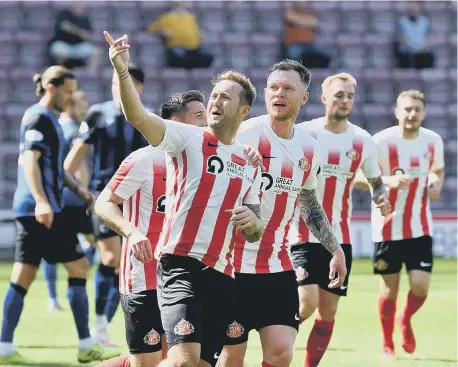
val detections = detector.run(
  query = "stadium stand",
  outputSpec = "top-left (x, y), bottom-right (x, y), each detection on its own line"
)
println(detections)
top-left (0, 0), bottom-right (456, 215)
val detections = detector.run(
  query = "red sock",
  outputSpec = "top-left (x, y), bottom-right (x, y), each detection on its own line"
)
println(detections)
top-left (305, 318), bottom-right (335, 367)
top-left (403, 291), bottom-right (426, 322)
top-left (262, 362), bottom-right (276, 367)
top-left (378, 297), bottom-right (396, 349)
top-left (97, 355), bottom-right (130, 367)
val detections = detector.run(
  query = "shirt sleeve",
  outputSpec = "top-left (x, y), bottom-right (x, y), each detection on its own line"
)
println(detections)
top-left (242, 168), bottom-right (261, 205)
top-left (431, 135), bottom-right (445, 171)
top-left (155, 120), bottom-right (191, 156)
top-left (107, 152), bottom-right (148, 200)
top-left (22, 114), bottom-right (53, 154)
top-left (78, 105), bottom-right (100, 144)
top-left (361, 138), bottom-right (382, 179)
top-left (302, 145), bottom-right (320, 190)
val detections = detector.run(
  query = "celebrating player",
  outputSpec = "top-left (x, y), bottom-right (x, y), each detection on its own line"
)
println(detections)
top-left (42, 89), bottom-right (95, 312)
top-left (219, 60), bottom-right (347, 367)
top-left (95, 90), bottom-right (207, 367)
top-left (289, 73), bottom-right (391, 367)
top-left (355, 90), bottom-right (444, 359)
top-left (65, 62), bottom-right (148, 346)
top-left (0, 66), bottom-right (117, 364)
top-left (104, 31), bottom-right (263, 367)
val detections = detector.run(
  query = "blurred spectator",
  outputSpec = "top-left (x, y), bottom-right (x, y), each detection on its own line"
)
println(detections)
top-left (48, 0), bottom-right (95, 69)
top-left (282, 1), bottom-right (333, 68)
top-left (394, 2), bottom-right (435, 69)
top-left (146, 1), bottom-right (213, 69)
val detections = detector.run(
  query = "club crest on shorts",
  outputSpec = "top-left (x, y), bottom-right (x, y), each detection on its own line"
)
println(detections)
top-left (298, 157), bottom-right (310, 172)
top-left (99, 223), bottom-right (110, 234)
top-left (374, 259), bottom-right (389, 271)
top-left (346, 148), bottom-right (360, 160)
top-left (226, 321), bottom-right (244, 338)
top-left (143, 328), bottom-right (161, 345)
top-left (173, 318), bottom-right (195, 336)
top-left (295, 266), bottom-right (308, 281)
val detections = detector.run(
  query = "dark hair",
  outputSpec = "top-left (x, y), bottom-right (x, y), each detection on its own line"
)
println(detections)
top-left (212, 70), bottom-right (256, 107)
top-left (160, 90), bottom-right (205, 119)
top-left (33, 65), bottom-right (75, 97)
top-left (128, 62), bottom-right (145, 84)
top-left (268, 59), bottom-right (312, 90)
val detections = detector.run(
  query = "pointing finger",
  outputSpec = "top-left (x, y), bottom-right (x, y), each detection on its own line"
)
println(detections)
top-left (103, 31), bottom-right (115, 46)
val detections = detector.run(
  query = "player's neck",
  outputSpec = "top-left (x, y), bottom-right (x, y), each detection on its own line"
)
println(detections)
top-left (268, 116), bottom-right (295, 139)
top-left (39, 95), bottom-right (59, 116)
top-left (60, 112), bottom-right (71, 121)
top-left (324, 116), bottom-right (348, 134)
top-left (206, 125), bottom-right (236, 145)
top-left (400, 126), bottom-right (420, 140)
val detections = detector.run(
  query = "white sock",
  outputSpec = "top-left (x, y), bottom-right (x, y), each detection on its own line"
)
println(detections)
top-left (0, 342), bottom-right (14, 356)
top-left (79, 337), bottom-right (94, 350)
top-left (94, 315), bottom-right (108, 327)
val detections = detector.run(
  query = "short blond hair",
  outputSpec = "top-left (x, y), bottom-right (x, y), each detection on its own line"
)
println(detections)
top-left (212, 70), bottom-right (257, 106)
top-left (396, 90), bottom-right (426, 107)
top-left (321, 72), bottom-right (357, 93)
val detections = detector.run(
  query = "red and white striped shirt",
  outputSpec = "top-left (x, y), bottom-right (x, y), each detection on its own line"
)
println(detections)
top-left (290, 117), bottom-right (381, 245)
top-left (107, 146), bottom-right (166, 295)
top-left (155, 121), bottom-right (261, 276)
top-left (371, 126), bottom-right (444, 242)
top-left (233, 115), bottom-right (320, 274)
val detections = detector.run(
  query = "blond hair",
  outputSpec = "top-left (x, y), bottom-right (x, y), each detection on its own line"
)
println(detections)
top-left (32, 65), bottom-right (74, 97)
top-left (212, 70), bottom-right (257, 107)
top-left (321, 72), bottom-right (357, 93)
top-left (396, 90), bottom-right (426, 107)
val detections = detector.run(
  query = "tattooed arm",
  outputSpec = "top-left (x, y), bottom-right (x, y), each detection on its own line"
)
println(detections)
top-left (367, 176), bottom-right (391, 217)
top-left (297, 188), bottom-right (342, 255)
top-left (298, 188), bottom-right (347, 288)
top-left (228, 204), bottom-right (264, 243)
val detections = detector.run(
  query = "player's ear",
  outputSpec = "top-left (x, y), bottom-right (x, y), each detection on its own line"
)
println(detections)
top-left (46, 83), bottom-right (56, 96)
top-left (394, 105), bottom-right (400, 120)
top-left (320, 94), bottom-right (326, 105)
top-left (170, 116), bottom-right (180, 122)
top-left (301, 91), bottom-right (309, 106)
top-left (240, 105), bottom-right (251, 119)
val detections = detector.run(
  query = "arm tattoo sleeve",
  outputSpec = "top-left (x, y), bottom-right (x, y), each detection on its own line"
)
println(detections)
top-left (298, 188), bottom-right (342, 254)
top-left (242, 204), bottom-right (263, 243)
top-left (367, 176), bottom-right (387, 203)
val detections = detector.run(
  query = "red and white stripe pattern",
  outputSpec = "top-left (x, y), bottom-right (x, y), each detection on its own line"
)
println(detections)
top-left (107, 146), bottom-right (167, 295)
top-left (372, 126), bottom-right (444, 242)
top-left (155, 121), bottom-right (260, 276)
top-left (234, 116), bottom-right (320, 273)
top-left (290, 118), bottom-right (381, 245)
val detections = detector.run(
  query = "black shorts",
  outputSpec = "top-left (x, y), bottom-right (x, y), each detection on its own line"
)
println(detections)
top-left (290, 242), bottom-right (353, 297)
top-left (15, 214), bottom-right (85, 267)
top-left (373, 235), bottom-right (433, 274)
top-left (224, 271), bottom-right (299, 346)
top-left (91, 210), bottom-right (119, 241)
top-left (121, 289), bottom-right (164, 354)
top-left (64, 206), bottom-right (93, 235)
top-left (157, 254), bottom-right (235, 367)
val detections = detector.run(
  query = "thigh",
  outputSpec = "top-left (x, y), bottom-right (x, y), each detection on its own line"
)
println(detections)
top-left (255, 272), bottom-right (300, 332)
top-left (373, 240), bottom-right (403, 275)
top-left (200, 267), bottom-right (236, 367)
top-left (404, 236), bottom-right (433, 273)
top-left (43, 212), bottom-right (84, 265)
top-left (157, 255), bottom-right (203, 349)
top-left (92, 210), bottom-right (120, 241)
top-left (15, 216), bottom-right (48, 267)
top-left (121, 290), bottom-right (164, 355)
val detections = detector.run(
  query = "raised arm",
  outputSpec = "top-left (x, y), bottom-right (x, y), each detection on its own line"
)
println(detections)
top-left (103, 31), bottom-right (166, 147)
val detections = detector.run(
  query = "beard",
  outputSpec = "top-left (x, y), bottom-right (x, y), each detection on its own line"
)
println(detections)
top-left (331, 111), bottom-right (350, 122)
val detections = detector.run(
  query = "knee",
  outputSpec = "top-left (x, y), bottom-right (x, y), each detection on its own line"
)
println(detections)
top-left (265, 344), bottom-right (294, 367)
top-left (67, 258), bottom-right (90, 279)
top-left (101, 251), bottom-right (119, 268)
top-left (318, 304), bottom-right (338, 322)
top-left (167, 360), bottom-right (198, 367)
top-left (299, 299), bottom-right (316, 320)
top-left (410, 284), bottom-right (429, 298)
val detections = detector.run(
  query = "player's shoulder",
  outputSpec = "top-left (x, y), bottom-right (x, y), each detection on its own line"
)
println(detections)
top-left (238, 115), bottom-right (268, 136)
top-left (23, 104), bottom-right (53, 127)
top-left (296, 117), bottom-right (325, 134)
top-left (128, 145), bottom-right (163, 164)
top-left (419, 127), bottom-right (443, 142)
top-left (372, 126), bottom-right (399, 143)
top-left (347, 122), bottom-right (374, 143)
